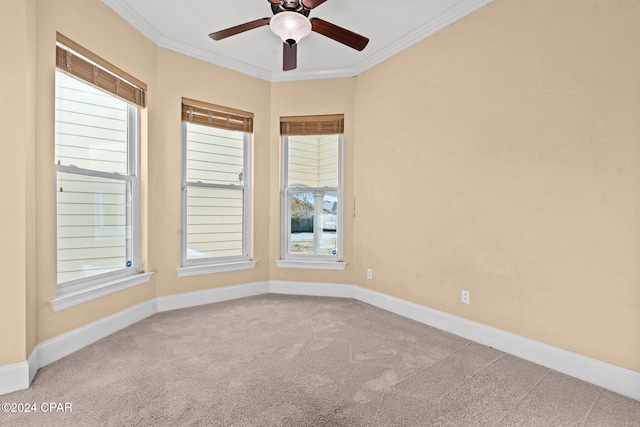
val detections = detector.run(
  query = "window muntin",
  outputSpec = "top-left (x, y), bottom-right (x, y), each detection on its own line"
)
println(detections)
top-left (182, 122), bottom-right (251, 264)
top-left (55, 70), bottom-right (140, 285)
top-left (282, 133), bottom-right (343, 260)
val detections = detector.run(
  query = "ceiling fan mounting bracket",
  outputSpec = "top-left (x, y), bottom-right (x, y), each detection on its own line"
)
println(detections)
top-left (271, 0), bottom-right (310, 17)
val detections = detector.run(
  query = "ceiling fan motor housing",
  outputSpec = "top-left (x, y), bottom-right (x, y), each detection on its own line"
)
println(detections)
top-left (271, 0), bottom-right (311, 17)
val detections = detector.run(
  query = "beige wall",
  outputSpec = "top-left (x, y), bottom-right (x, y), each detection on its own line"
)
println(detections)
top-left (25, 0), bottom-right (38, 364)
top-left (353, 0), bottom-right (640, 371)
top-left (29, 0), bottom-right (273, 343)
top-left (269, 79), bottom-right (355, 284)
top-left (34, 0), bottom-right (158, 343)
top-left (152, 49), bottom-right (271, 296)
top-left (0, 0), bottom-right (36, 365)
top-left (2, 0), bottom-right (638, 375)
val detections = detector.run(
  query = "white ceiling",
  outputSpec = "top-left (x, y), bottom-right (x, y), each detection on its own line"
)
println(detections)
top-left (103, 0), bottom-right (492, 82)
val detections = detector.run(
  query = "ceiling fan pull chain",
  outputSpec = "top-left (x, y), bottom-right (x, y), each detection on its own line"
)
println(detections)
top-left (226, 114), bottom-right (231, 129)
top-left (92, 65), bottom-right (98, 85)
top-left (115, 78), bottom-right (120, 97)
top-left (188, 106), bottom-right (193, 122)
top-left (208, 111), bottom-right (213, 126)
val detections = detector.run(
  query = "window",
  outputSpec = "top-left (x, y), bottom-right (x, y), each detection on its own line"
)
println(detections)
top-left (178, 98), bottom-right (255, 276)
top-left (54, 34), bottom-right (149, 306)
top-left (279, 115), bottom-right (344, 268)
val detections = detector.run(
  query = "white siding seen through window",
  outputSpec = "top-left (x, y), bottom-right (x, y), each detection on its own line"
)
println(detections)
top-left (182, 123), bottom-right (250, 263)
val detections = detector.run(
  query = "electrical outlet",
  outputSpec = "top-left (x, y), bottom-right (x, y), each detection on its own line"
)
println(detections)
top-left (461, 290), bottom-right (470, 304)
top-left (367, 269), bottom-right (373, 279)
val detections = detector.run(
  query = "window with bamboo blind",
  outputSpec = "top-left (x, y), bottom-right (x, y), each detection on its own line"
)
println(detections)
top-left (54, 33), bottom-right (145, 291)
top-left (179, 98), bottom-right (254, 273)
top-left (279, 115), bottom-right (344, 265)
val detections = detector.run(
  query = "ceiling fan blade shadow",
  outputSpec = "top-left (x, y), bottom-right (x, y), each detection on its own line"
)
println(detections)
top-left (283, 42), bottom-right (297, 71)
top-left (209, 18), bottom-right (270, 40)
top-left (301, 0), bottom-right (328, 8)
top-left (310, 18), bottom-right (369, 51)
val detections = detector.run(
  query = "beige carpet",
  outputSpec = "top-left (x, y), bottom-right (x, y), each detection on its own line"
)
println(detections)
top-left (2, 294), bottom-right (639, 426)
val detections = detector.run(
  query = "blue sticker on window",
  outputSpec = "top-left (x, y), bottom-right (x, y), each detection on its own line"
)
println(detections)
top-left (331, 250), bottom-right (337, 256)
top-left (126, 260), bottom-right (132, 267)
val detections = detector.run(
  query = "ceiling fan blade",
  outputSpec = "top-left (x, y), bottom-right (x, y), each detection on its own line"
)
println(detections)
top-left (283, 42), bottom-right (297, 71)
top-left (310, 18), bottom-right (369, 51)
top-left (301, 0), bottom-right (328, 8)
top-left (268, 0), bottom-right (280, 3)
top-left (209, 18), bottom-right (270, 41)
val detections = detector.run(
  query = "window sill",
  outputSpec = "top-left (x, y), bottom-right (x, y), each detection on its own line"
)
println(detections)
top-left (176, 260), bottom-right (257, 277)
top-left (51, 272), bottom-right (154, 312)
top-left (275, 259), bottom-right (347, 271)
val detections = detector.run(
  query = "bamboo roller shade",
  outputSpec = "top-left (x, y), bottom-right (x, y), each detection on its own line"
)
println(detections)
top-left (280, 114), bottom-right (344, 135)
top-left (55, 33), bottom-right (146, 108)
top-left (181, 98), bottom-right (254, 133)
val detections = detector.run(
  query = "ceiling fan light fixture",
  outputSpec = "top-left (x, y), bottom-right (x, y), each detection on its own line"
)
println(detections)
top-left (269, 11), bottom-right (311, 45)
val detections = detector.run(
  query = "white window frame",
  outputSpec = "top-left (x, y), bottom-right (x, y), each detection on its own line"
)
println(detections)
top-left (177, 122), bottom-right (255, 277)
top-left (279, 134), bottom-right (345, 269)
top-left (52, 70), bottom-right (151, 311)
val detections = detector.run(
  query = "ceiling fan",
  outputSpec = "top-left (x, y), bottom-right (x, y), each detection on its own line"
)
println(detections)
top-left (209, 0), bottom-right (369, 71)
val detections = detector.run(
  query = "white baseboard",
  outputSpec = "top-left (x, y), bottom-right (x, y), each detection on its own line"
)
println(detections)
top-left (269, 280), bottom-right (353, 298)
top-left (3, 281), bottom-right (638, 402)
top-left (0, 360), bottom-right (30, 395)
top-left (156, 281), bottom-right (269, 312)
top-left (37, 299), bottom-right (158, 369)
top-left (28, 347), bottom-right (38, 384)
top-left (352, 285), bottom-right (640, 402)
top-left (1, 299), bottom-right (157, 396)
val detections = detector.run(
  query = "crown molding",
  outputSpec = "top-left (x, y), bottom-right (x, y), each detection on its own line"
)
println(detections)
top-left (269, 65), bottom-right (359, 83)
top-left (351, 0), bottom-right (493, 76)
top-left (102, 0), bottom-right (163, 44)
top-left (103, 0), bottom-right (493, 82)
top-left (157, 37), bottom-right (273, 81)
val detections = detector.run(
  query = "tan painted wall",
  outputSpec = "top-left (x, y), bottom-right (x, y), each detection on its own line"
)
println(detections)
top-left (0, 0), bottom-right (36, 365)
top-left (34, 0), bottom-right (158, 342)
top-left (2, 0), bottom-right (637, 377)
top-left (353, 0), bottom-right (640, 371)
top-left (152, 49), bottom-right (271, 296)
top-left (28, 0), bottom-right (273, 343)
top-left (269, 79), bottom-right (355, 284)
top-left (24, 0), bottom-right (38, 364)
